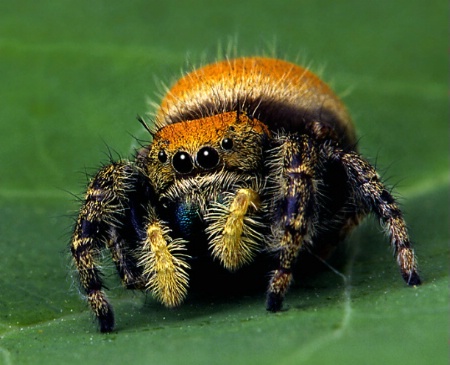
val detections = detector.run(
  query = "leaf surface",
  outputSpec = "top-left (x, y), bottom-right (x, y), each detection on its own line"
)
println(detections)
top-left (0, 1), bottom-right (447, 364)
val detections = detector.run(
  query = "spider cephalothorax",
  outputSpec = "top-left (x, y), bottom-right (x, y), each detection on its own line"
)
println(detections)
top-left (71, 57), bottom-right (421, 332)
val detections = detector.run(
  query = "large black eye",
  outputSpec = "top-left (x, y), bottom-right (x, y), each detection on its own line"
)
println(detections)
top-left (196, 146), bottom-right (219, 170)
top-left (172, 151), bottom-right (193, 174)
top-left (158, 150), bottom-right (167, 163)
top-left (221, 137), bottom-right (233, 150)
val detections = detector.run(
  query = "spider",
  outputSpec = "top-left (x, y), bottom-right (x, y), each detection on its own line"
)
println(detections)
top-left (70, 57), bottom-right (421, 332)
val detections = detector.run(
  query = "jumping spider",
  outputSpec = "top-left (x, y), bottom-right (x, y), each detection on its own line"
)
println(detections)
top-left (71, 57), bottom-right (421, 332)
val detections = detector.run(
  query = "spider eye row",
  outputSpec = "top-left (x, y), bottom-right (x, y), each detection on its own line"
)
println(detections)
top-left (158, 137), bottom-right (233, 174)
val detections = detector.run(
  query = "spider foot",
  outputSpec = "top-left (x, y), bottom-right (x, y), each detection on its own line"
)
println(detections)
top-left (88, 290), bottom-right (115, 333)
top-left (266, 292), bottom-right (284, 312)
top-left (266, 268), bottom-right (292, 312)
top-left (403, 270), bottom-right (422, 286)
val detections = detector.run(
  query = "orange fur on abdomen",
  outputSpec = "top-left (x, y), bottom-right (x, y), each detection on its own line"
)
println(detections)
top-left (157, 57), bottom-right (356, 148)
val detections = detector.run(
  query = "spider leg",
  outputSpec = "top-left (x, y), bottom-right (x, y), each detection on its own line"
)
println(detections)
top-left (266, 134), bottom-right (319, 312)
top-left (71, 162), bottom-right (139, 332)
top-left (326, 147), bottom-right (421, 285)
top-left (105, 226), bottom-right (145, 290)
top-left (138, 209), bottom-right (190, 308)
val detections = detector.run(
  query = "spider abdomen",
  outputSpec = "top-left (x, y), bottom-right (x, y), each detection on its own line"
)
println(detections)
top-left (157, 57), bottom-right (356, 149)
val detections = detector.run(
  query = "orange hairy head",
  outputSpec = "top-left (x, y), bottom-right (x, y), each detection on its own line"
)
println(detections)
top-left (142, 111), bottom-right (270, 193)
top-left (155, 111), bottom-right (269, 152)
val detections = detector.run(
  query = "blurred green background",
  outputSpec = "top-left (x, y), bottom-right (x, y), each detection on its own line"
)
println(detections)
top-left (0, 1), bottom-right (447, 364)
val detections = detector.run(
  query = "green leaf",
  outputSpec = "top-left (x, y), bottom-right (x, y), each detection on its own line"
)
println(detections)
top-left (0, 1), bottom-right (447, 364)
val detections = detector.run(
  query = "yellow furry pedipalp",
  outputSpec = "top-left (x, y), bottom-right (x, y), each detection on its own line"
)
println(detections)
top-left (141, 224), bottom-right (190, 307)
top-left (208, 188), bottom-right (262, 271)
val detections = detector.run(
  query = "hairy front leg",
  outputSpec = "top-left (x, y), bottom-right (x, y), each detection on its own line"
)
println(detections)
top-left (71, 162), bottom-right (136, 332)
top-left (328, 148), bottom-right (421, 285)
top-left (105, 226), bottom-right (146, 290)
top-left (267, 134), bottom-right (318, 312)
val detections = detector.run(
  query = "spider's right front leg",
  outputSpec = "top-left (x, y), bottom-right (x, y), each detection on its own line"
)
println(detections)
top-left (71, 162), bottom-right (137, 333)
top-left (266, 134), bottom-right (319, 312)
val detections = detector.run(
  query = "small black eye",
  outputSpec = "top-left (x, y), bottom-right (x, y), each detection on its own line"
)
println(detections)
top-left (158, 150), bottom-right (168, 163)
top-left (221, 138), bottom-right (233, 150)
top-left (172, 151), bottom-right (193, 174)
top-left (196, 146), bottom-right (219, 170)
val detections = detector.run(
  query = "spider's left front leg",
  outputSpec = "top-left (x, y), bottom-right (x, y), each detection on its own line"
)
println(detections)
top-left (266, 134), bottom-right (319, 312)
top-left (327, 148), bottom-right (421, 286)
